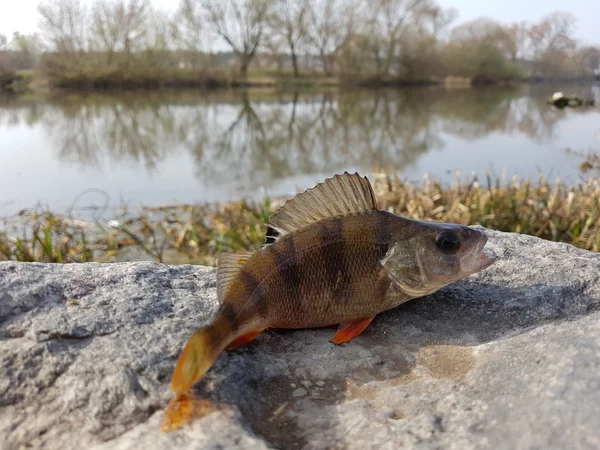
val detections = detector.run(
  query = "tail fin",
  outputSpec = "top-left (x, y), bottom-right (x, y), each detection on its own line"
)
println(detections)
top-left (170, 326), bottom-right (221, 394)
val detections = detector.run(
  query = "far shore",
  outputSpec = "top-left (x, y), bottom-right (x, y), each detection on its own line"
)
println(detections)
top-left (2, 69), bottom-right (599, 94)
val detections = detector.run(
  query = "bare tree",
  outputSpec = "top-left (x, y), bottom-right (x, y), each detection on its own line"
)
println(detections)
top-left (444, 18), bottom-right (525, 80)
top-left (176, 0), bottom-right (211, 70)
top-left (143, 8), bottom-right (179, 67)
top-left (0, 34), bottom-right (7, 51)
top-left (201, 0), bottom-right (273, 77)
top-left (262, 31), bottom-right (287, 71)
top-left (397, 4), bottom-right (456, 80)
top-left (90, 0), bottom-right (150, 66)
top-left (367, 0), bottom-right (425, 75)
top-left (37, 0), bottom-right (88, 53)
top-left (306, 0), bottom-right (358, 76)
top-left (269, 0), bottom-right (307, 76)
top-left (10, 32), bottom-right (44, 69)
top-left (575, 46), bottom-right (600, 77)
top-left (177, 0), bottom-right (204, 50)
top-left (529, 11), bottom-right (577, 77)
top-left (503, 21), bottom-right (530, 62)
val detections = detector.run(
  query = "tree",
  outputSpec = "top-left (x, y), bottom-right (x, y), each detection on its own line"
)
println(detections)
top-left (177, 0), bottom-right (204, 50)
top-left (306, 0), bottom-right (358, 76)
top-left (366, 0), bottom-right (426, 76)
top-left (269, 0), bottom-right (307, 76)
top-left (529, 11), bottom-right (577, 77)
top-left (0, 34), bottom-right (7, 51)
top-left (396, 4), bottom-right (457, 80)
top-left (10, 32), bottom-right (44, 69)
top-left (261, 30), bottom-right (287, 71)
top-left (201, 0), bottom-right (273, 77)
top-left (176, 0), bottom-right (209, 69)
top-left (143, 8), bottom-right (179, 67)
top-left (444, 19), bottom-right (524, 81)
top-left (90, 0), bottom-right (150, 66)
top-left (504, 21), bottom-right (530, 62)
top-left (575, 46), bottom-right (600, 77)
top-left (37, 0), bottom-right (88, 53)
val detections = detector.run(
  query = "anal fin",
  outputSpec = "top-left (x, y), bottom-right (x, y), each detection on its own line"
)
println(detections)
top-left (226, 328), bottom-right (265, 350)
top-left (331, 316), bottom-right (375, 345)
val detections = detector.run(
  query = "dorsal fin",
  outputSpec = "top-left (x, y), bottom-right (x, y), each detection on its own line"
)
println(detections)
top-left (265, 172), bottom-right (377, 244)
top-left (216, 251), bottom-right (254, 300)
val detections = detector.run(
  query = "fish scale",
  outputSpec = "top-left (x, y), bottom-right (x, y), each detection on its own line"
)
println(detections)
top-left (255, 212), bottom-right (402, 327)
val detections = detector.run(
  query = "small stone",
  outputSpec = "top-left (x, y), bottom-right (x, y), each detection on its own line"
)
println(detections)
top-left (292, 388), bottom-right (308, 398)
top-left (315, 381), bottom-right (326, 387)
top-left (301, 380), bottom-right (312, 388)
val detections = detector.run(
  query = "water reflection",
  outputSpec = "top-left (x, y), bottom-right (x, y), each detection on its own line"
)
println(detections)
top-left (0, 84), bottom-right (598, 192)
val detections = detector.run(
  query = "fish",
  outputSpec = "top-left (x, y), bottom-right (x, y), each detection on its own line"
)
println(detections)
top-left (162, 172), bottom-right (496, 430)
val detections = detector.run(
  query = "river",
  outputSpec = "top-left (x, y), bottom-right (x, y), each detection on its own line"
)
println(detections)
top-left (1, 83), bottom-right (599, 218)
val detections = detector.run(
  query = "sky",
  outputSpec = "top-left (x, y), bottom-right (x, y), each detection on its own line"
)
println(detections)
top-left (1, 0), bottom-right (599, 45)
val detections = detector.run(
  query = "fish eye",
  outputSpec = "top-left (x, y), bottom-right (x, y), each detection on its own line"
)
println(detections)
top-left (435, 230), bottom-right (461, 254)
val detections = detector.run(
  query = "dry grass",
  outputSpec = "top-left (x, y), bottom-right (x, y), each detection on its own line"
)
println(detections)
top-left (1, 175), bottom-right (599, 265)
top-left (373, 174), bottom-right (600, 252)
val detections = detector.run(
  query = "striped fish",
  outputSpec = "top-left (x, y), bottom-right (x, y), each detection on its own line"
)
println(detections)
top-left (162, 172), bottom-right (495, 430)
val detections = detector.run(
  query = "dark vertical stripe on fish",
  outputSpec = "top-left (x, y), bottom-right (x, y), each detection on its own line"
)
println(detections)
top-left (374, 211), bottom-right (391, 260)
top-left (320, 218), bottom-right (347, 302)
top-left (220, 303), bottom-right (240, 332)
top-left (240, 269), bottom-right (267, 318)
top-left (271, 237), bottom-right (303, 315)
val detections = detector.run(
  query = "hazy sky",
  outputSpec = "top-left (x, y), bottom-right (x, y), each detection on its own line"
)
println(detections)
top-left (1, 0), bottom-right (599, 45)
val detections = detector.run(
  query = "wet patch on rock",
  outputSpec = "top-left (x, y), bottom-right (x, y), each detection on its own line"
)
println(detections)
top-left (417, 345), bottom-right (476, 379)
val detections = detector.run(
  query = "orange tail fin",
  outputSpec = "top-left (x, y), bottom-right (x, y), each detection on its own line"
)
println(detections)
top-left (170, 327), bottom-right (221, 395)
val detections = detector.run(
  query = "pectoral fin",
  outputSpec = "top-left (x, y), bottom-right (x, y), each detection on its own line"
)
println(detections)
top-left (331, 316), bottom-right (375, 345)
top-left (226, 328), bottom-right (265, 350)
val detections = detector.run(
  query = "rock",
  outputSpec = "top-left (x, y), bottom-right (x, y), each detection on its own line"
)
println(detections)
top-left (1, 228), bottom-right (600, 450)
top-left (292, 388), bottom-right (308, 398)
top-left (547, 92), bottom-right (595, 108)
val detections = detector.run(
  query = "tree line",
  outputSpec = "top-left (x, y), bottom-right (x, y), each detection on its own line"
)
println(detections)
top-left (1, 0), bottom-right (599, 85)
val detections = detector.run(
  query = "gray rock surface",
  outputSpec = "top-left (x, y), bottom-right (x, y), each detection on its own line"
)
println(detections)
top-left (1, 228), bottom-right (600, 450)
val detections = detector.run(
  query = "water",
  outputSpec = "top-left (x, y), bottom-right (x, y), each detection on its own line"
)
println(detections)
top-left (1, 84), bottom-right (599, 218)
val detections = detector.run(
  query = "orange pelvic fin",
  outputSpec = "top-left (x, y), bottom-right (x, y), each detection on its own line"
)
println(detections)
top-left (331, 316), bottom-right (375, 345)
top-left (226, 328), bottom-right (265, 350)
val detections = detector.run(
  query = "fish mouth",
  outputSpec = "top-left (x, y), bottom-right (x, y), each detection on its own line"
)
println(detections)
top-left (460, 234), bottom-right (497, 274)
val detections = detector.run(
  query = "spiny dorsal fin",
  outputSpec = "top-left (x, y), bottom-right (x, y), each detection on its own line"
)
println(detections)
top-left (216, 251), bottom-right (254, 300)
top-left (265, 172), bottom-right (377, 244)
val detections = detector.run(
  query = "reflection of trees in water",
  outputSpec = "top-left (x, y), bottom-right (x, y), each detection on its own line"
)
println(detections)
top-left (435, 87), bottom-right (562, 142)
top-left (437, 84), bottom-right (600, 143)
top-left (191, 89), bottom-right (456, 189)
top-left (39, 93), bottom-right (184, 171)
top-left (334, 90), bottom-right (445, 170)
top-left (0, 96), bottom-right (46, 127)
top-left (0, 86), bottom-right (596, 188)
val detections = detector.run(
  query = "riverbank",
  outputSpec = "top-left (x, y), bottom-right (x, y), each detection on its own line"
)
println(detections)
top-left (1, 69), bottom-right (341, 93)
top-left (1, 174), bottom-right (598, 265)
top-left (2, 68), bottom-right (599, 93)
